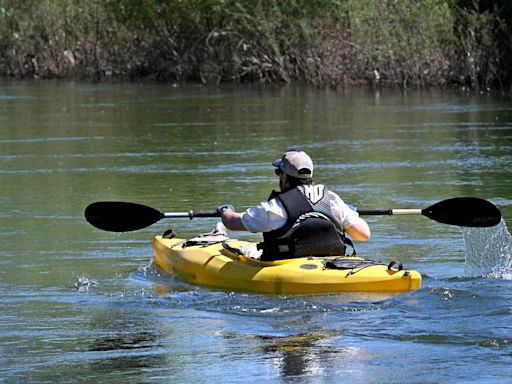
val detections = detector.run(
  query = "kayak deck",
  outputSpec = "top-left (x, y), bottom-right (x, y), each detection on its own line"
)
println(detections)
top-left (152, 235), bottom-right (422, 294)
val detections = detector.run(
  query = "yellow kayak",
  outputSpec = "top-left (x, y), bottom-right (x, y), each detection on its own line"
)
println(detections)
top-left (152, 235), bottom-right (422, 294)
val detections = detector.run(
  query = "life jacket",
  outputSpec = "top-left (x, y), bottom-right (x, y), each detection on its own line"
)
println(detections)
top-left (258, 185), bottom-right (350, 261)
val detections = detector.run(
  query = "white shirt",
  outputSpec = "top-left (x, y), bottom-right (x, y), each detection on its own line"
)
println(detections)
top-left (240, 190), bottom-right (360, 233)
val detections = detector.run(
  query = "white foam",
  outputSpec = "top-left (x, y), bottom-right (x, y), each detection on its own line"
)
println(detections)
top-left (462, 220), bottom-right (512, 279)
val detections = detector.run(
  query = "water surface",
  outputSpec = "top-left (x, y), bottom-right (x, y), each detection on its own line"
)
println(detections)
top-left (1, 80), bottom-right (511, 383)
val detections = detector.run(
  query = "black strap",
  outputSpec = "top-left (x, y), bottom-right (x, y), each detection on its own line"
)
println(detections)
top-left (342, 235), bottom-right (357, 256)
top-left (222, 241), bottom-right (244, 256)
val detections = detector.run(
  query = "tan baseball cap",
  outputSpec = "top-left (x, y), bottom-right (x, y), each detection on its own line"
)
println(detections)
top-left (272, 150), bottom-right (314, 179)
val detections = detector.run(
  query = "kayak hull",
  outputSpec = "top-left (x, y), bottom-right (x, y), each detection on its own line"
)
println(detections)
top-left (152, 236), bottom-right (422, 294)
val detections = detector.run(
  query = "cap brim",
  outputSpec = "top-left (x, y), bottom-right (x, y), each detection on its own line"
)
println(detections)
top-left (272, 159), bottom-right (281, 168)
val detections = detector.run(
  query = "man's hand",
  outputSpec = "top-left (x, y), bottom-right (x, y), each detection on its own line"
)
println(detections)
top-left (217, 204), bottom-right (235, 216)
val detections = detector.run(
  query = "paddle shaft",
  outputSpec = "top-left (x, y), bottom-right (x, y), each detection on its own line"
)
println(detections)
top-left (170, 209), bottom-right (433, 219)
top-left (164, 211), bottom-right (218, 219)
top-left (164, 209), bottom-right (426, 218)
top-left (359, 209), bottom-right (423, 216)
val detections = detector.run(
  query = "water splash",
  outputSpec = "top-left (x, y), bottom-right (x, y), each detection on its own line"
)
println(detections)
top-left (462, 220), bottom-right (512, 279)
top-left (74, 275), bottom-right (98, 292)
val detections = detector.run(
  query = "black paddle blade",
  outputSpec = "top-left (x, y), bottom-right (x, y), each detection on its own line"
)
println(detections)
top-left (422, 197), bottom-right (501, 227)
top-left (85, 201), bottom-right (164, 232)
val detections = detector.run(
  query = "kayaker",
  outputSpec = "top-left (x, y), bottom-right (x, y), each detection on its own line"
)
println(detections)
top-left (217, 150), bottom-right (371, 261)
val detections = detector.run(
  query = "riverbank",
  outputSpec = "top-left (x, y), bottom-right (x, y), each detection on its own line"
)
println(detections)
top-left (0, 1), bottom-right (510, 91)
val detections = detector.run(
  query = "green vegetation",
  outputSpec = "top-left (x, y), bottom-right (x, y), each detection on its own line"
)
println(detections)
top-left (0, 0), bottom-right (510, 90)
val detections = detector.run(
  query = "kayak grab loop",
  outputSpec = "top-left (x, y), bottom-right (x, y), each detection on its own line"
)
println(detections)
top-left (162, 229), bottom-right (177, 239)
top-left (387, 261), bottom-right (403, 271)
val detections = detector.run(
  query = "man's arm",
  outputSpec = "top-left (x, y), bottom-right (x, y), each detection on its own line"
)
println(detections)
top-left (345, 217), bottom-right (371, 241)
top-left (220, 210), bottom-right (246, 231)
top-left (218, 199), bottom-right (288, 233)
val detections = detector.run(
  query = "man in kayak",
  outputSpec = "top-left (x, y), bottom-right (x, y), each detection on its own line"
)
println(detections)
top-left (217, 150), bottom-right (371, 261)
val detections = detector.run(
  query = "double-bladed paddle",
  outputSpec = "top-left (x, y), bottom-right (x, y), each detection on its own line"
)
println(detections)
top-left (85, 197), bottom-right (501, 232)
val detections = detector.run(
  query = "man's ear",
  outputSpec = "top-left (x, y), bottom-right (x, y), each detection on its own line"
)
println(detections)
top-left (281, 172), bottom-right (289, 187)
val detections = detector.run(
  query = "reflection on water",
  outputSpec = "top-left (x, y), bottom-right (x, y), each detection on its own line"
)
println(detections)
top-left (463, 220), bottom-right (512, 279)
top-left (259, 333), bottom-right (336, 378)
top-left (83, 311), bottom-right (169, 381)
top-left (89, 331), bottom-right (160, 352)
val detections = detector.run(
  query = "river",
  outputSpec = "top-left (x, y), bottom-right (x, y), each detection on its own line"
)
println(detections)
top-left (1, 79), bottom-right (511, 383)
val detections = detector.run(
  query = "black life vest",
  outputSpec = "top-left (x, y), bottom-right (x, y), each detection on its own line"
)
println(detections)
top-left (258, 185), bottom-right (350, 261)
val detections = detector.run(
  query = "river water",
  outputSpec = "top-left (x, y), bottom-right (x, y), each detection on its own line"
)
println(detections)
top-left (1, 79), bottom-right (511, 383)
